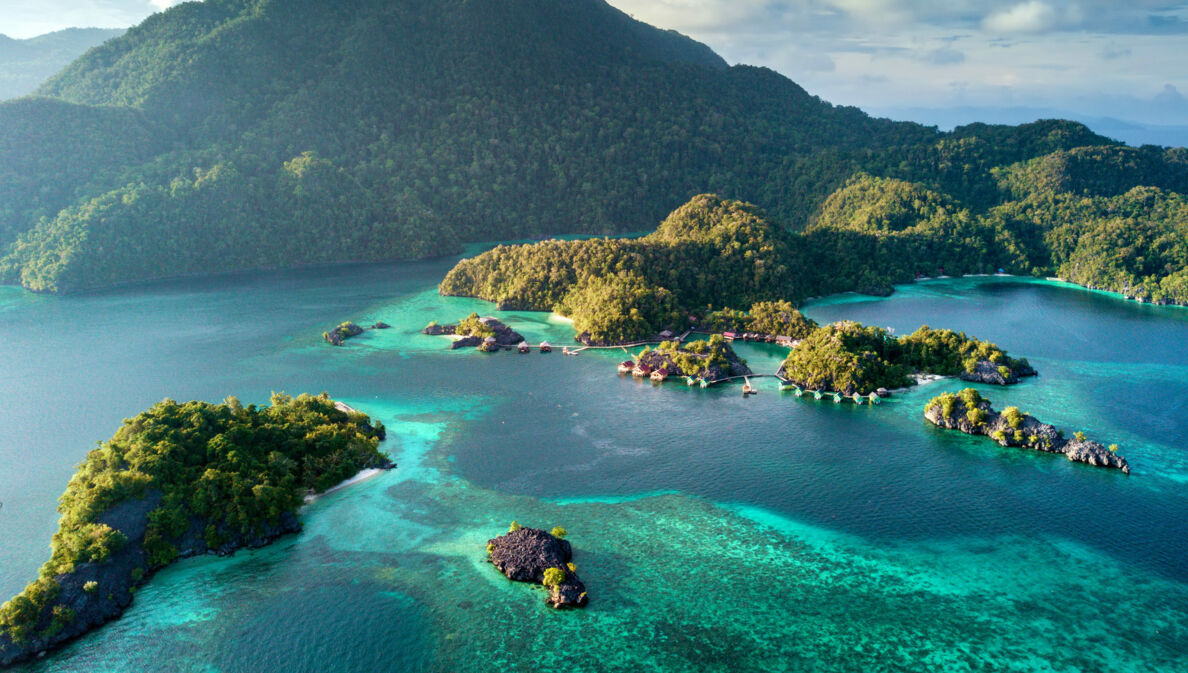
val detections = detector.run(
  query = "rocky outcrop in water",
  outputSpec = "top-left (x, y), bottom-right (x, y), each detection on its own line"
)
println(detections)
top-left (480, 318), bottom-right (524, 346)
top-left (0, 491), bottom-right (310, 667)
top-left (424, 315), bottom-right (524, 350)
top-left (450, 335), bottom-right (483, 349)
top-left (924, 389), bottom-right (1129, 473)
top-left (959, 359), bottom-right (1038, 385)
top-left (487, 527), bottom-right (587, 609)
top-left (323, 321), bottom-right (366, 346)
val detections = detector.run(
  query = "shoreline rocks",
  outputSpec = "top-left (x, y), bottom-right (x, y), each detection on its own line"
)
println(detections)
top-left (0, 466), bottom-right (395, 668)
top-left (487, 527), bottom-right (588, 609)
top-left (958, 358), bottom-right (1038, 386)
top-left (924, 389), bottom-right (1129, 473)
top-left (322, 320), bottom-right (381, 346)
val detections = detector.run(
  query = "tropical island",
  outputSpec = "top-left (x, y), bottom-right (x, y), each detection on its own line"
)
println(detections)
top-left (632, 335), bottom-right (752, 383)
top-left (780, 323), bottom-right (1036, 396)
top-left (439, 191), bottom-right (1185, 352)
top-left (925, 389), bottom-right (1129, 473)
top-left (422, 313), bottom-right (526, 351)
top-left (486, 522), bottom-right (587, 609)
top-left (0, 393), bottom-right (392, 667)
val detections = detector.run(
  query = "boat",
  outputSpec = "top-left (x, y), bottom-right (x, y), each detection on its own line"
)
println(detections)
top-left (539, 341), bottom-right (552, 353)
top-left (617, 360), bottom-right (635, 374)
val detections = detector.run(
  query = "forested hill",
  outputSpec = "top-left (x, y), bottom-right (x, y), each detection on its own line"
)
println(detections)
top-left (0, 0), bottom-right (1180, 294)
top-left (0, 29), bottom-right (124, 101)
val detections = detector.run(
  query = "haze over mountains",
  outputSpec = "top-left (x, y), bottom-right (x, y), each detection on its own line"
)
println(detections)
top-left (0, 0), bottom-right (1184, 302)
top-left (0, 28), bottom-right (124, 101)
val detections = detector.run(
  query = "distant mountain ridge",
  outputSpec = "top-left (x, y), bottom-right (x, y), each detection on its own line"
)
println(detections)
top-left (0, 28), bottom-right (124, 101)
top-left (0, 0), bottom-right (1183, 299)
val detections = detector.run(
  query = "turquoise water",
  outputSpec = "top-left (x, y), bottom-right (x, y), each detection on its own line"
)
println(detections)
top-left (1, 267), bottom-right (1186, 671)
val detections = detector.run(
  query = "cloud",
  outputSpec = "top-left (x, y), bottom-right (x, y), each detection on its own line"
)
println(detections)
top-left (1154, 83), bottom-right (1186, 106)
top-left (924, 47), bottom-right (965, 64)
top-left (1100, 45), bottom-right (1132, 60)
top-left (148, 0), bottom-right (181, 10)
top-left (983, 2), bottom-right (1059, 33)
top-left (802, 53), bottom-right (837, 72)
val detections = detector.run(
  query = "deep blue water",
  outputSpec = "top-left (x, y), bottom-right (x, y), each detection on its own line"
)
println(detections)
top-left (1, 267), bottom-right (1185, 672)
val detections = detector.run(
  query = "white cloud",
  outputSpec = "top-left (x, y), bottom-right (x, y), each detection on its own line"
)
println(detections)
top-left (983, 2), bottom-right (1059, 33)
top-left (148, 0), bottom-right (182, 10)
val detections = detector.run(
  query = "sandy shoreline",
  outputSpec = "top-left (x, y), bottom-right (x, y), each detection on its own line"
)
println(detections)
top-left (303, 467), bottom-right (387, 504)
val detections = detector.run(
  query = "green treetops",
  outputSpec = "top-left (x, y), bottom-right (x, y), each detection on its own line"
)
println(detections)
top-left (0, 393), bottom-right (387, 647)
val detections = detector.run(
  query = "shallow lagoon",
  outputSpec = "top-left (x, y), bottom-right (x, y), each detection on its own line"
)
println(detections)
top-left (1, 263), bottom-right (1185, 671)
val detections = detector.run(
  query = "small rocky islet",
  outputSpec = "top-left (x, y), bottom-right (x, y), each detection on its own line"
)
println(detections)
top-left (925, 388), bottom-right (1129, 473)
top-left (322, 320), bottom-right (390, 346)
top-left (486, 525), bottom-right (588, 609)
top-left (630, 336), bottom-right (752, 382)
top-left (423, 313), bottom-right (526, 351)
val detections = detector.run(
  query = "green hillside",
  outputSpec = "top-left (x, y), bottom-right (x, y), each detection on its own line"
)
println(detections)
top-left (0, 0), bottom-right (1183, 297)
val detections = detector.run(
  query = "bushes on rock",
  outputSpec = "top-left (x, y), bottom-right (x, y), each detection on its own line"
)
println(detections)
top-left (542, 568), bottom-right (566, 587)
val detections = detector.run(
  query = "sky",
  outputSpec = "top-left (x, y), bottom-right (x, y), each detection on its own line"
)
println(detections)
top-left (2, 0), bottom-right (1186, 132)
top-left (604, 0), bottom-right (1188, 128)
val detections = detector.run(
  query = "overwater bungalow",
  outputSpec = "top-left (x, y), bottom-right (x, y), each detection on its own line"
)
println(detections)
top-left (742, 382), bottom-right (755, 395)
top-left (517, 342), bottom-right (530, 353)
top-left (539, 341), bottom-right (552, 353)
top-left (650, 368), bottom-right (669, 382)
top-left (722, 331), bottom-right (738, 342)
top-left (617, 360), bottom-right (635, 374)
top-left (868, 392), bottom-right (881, 405)
top-left (632, 362), bottom-right (653, 377)
top-left (686, 376), bottom-right (698, 386)
top-left (480, 336), bottom-right (499, 352)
